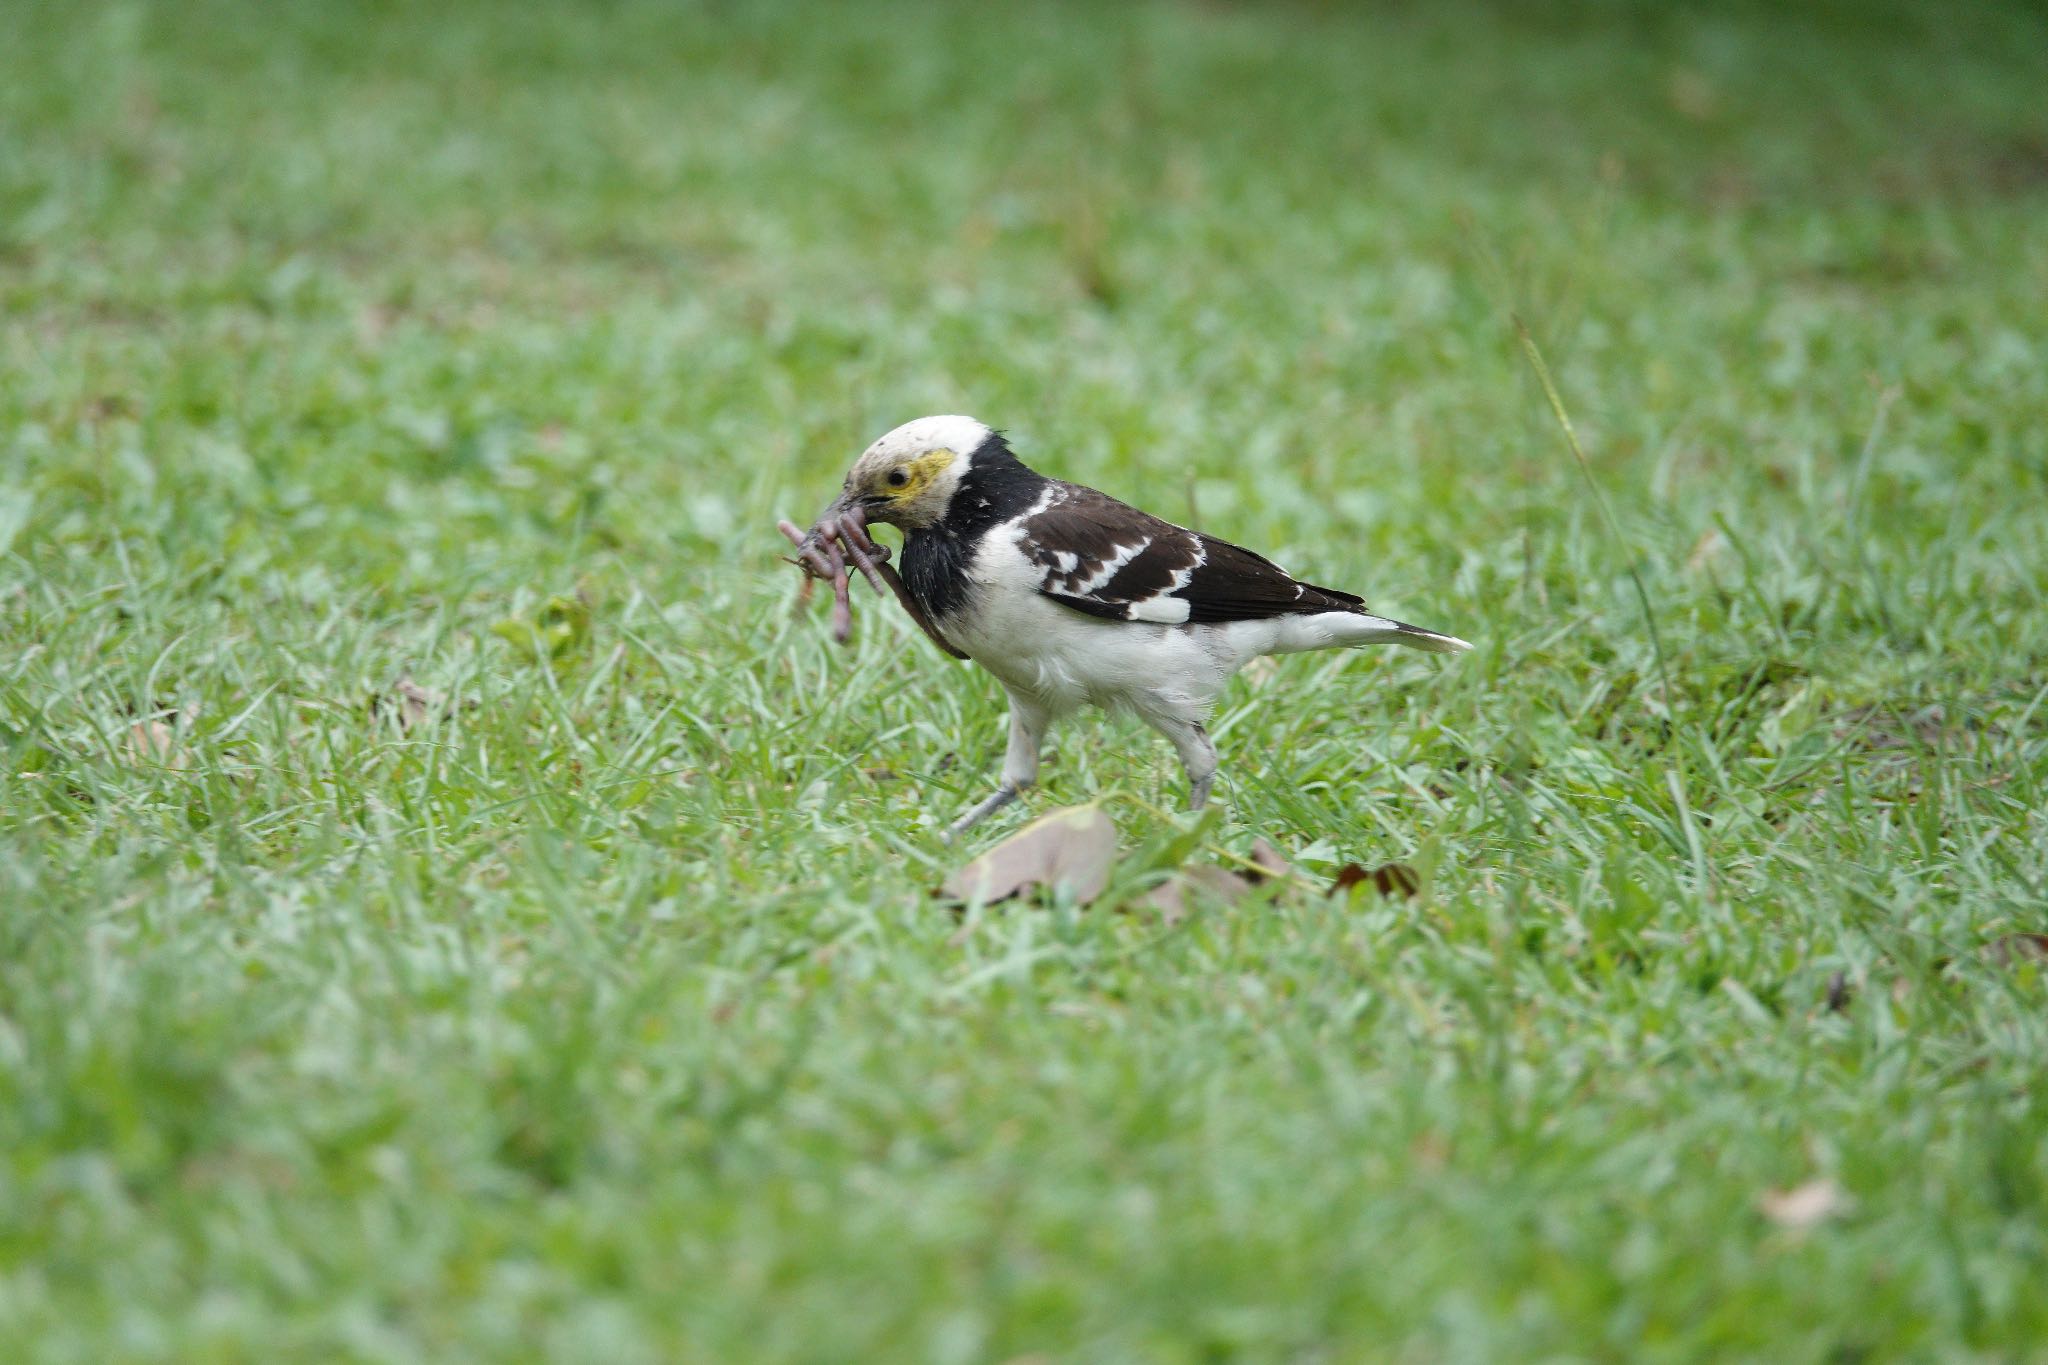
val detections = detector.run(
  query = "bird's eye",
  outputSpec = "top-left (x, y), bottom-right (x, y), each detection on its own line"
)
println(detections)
top-left (886, 468), bottom-right (910, 489)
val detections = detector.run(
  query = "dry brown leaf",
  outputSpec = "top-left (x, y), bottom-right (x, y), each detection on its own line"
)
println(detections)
top-left (1824, 972), bottom-right (1852, 1013)
top-left (1331, 862), bottom-right (1420, 899)
top-left (1137, 866), bottom-right (1253, 926)
top-left (394, 677), bottom-right (438, 729)
top-left (1245, 838), bottom-right (1293, 885)
top-left (1833, 703), bottom-right (1956, 755)
top-left (368, 677), bottom-right (447, 730)
top-left (1758, 1177), bottom-right (1850, 1232)
top-left (941, 804), bottom-right (1116, 907)
top-left (126, 720), bottom-right (189, 771)
top-left (1984, 933), bottom-right (2048, 967)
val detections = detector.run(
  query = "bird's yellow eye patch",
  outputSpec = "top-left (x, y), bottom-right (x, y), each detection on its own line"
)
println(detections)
top-left (880, 448), bottom-right (955, 499)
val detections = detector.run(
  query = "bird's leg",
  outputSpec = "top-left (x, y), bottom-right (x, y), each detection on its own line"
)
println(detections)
top-left (1146, 714), bottom-right (1219, 811)
top-left (947, 785), bottom-right (1019, 843)
top-left (946, 696), bottom-right (1050, 842)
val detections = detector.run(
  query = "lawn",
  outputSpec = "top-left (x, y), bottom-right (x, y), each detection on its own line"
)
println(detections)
top-left (4, 0), bottom-right (2048, 1359)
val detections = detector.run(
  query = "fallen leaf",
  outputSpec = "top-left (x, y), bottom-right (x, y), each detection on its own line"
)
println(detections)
top-left (126, 720), bottom-right (189, 771)
top-left (1245, 838), bottom-right (1293, 885)
top-left (942, 804), bottom-right (1116, 906)
top-left (1373, 863), bottom-right (1421, 897)
top-left (1832, 702), bottom-right (1958, 755)
top-left (367, 676), bottom-right (444, 730)
top-left (1331, 862), bottom-right (1420, 898)
top-left (395, 677), bottom-right (436, 726)
top-left (1137, 866), bottom-right (1253, 925)
top-left (1759, 1177), bottom-right (1850, 1232)
top-left (1985, 933), bottom-right (2048, 967)
top-left (1824, 972), bottom-right (1852, 1013)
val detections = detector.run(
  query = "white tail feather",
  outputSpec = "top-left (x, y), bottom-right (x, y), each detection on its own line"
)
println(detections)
top-left (1329, 614), bottom-right (1471, 653)
top-left (1257, 612), bottom-right (1472, 656)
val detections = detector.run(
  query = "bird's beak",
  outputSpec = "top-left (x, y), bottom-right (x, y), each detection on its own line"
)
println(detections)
top-left (817, 489), bottom-right (866, 534)
top-left (795, 489), bottom-right (860, 556)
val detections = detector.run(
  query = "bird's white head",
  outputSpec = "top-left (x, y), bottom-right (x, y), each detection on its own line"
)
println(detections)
top-left (828, 414), bottom-right (993, 532)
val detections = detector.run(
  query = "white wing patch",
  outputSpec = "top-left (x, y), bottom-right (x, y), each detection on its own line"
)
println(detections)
top-left (1070, 539), bottom-right (1151, 596)
top-left (1126, 595), bottom-right (1192, 624)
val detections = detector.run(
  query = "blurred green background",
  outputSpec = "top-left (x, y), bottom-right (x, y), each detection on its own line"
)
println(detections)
top-left (3, 0), bottom-right (2047, 1359)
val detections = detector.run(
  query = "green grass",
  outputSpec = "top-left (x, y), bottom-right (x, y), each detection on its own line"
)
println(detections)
top-left (5, 0), bottom-right (2048, 1358)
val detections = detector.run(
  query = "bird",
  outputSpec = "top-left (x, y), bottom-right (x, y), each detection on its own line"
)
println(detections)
top-left (808, 414), bottom-right (1471, 839)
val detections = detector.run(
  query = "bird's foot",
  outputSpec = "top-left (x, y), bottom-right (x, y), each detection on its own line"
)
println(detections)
top-left (944, 783), bottom-right (1020, 843)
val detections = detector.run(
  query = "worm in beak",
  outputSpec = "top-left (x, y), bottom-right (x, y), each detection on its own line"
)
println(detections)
top-left (779, 499), bottom-right (887, 644)
top-left (778, 500), bottom-right (965, 659)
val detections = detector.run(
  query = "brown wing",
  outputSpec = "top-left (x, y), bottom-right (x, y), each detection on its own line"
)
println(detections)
top-left (1017, 485), bottom-right (1366, 625)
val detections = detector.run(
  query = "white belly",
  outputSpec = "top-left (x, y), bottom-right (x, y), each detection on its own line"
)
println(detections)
top-left (943, 589), bottom-right (1241, 718)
